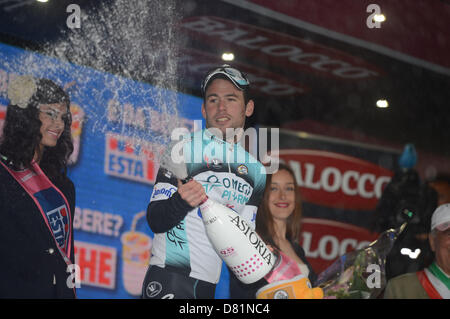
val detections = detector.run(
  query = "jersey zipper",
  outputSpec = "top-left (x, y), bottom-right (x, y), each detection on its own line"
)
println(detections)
top-left (227, 142), bottom-right (233, 173)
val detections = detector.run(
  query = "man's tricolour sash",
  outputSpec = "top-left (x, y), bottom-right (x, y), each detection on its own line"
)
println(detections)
top-left (417, 261), bottom-right (450, 300)
top-left (417, 270), bottom-right (442, 299)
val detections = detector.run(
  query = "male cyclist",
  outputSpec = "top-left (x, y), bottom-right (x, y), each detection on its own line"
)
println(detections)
top-left (141, 65), bottom-right (267, 299)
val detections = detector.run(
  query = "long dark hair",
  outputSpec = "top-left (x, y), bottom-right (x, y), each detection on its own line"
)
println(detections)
top-left (256, 163), bottom-right (303, 250)
top-left (0, 78), bottom-right (73, 182)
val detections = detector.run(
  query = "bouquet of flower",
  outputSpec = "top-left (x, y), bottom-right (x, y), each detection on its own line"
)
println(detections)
top-left (314, 222), bottom-right (408, 299)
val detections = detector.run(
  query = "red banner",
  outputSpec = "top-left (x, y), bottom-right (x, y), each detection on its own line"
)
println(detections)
top-left (280, 149), bottom-right (393, 210)
top-left (300, 218), bottom-right (379, 273)
top-left (277, 129), bottom-right (398, 274)
top-left (241, 0), bottom-right (450, 71)
top-left (180, 16), bottom-right (383, 80)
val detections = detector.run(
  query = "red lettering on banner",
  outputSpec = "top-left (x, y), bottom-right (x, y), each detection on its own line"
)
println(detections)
top-left (0, 105), bottom-right (6, 134)
top-left (98, 251), bottom-right (112, 286)
top-left (179, 48), bottom-right (309, 96)
top-left (280, 149), bottom-right (393, 210)
top-left (74, 241), bottom-right (117, 289)
top-left (77, 246), bottom-right (97, 283)
top-left (146, 156), bottom-right (155, 181)
top-left (300, 218), bottom-right (379, 273)
top-left (181, 16), bottom-right (383, 80)
top-left (104, 133), bottom-right (162, 185)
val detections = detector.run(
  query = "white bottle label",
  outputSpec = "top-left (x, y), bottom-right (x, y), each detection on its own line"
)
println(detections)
top-left (200, 199), bottom-right (276, 284)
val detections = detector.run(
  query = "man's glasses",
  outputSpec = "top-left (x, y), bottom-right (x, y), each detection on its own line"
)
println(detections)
top-left (201, 65), bottom-right (250, 95)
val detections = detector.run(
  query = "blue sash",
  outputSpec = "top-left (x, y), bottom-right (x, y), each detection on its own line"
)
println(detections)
top-left (0, 160), bottom-right (73, 265)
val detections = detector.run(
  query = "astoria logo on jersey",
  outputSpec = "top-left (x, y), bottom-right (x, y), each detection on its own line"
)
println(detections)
top-left (279, 149), bottom-right (393, 210)
top-left (228, 215), bottom-right (274, 267)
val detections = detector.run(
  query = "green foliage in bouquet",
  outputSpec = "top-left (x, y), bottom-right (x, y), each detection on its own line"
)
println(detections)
top-left (315, 223), bottom-right (407, 299)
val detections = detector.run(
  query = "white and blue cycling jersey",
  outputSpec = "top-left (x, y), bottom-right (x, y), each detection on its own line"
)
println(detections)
top-left (146, 128), bottom-right (266, 284)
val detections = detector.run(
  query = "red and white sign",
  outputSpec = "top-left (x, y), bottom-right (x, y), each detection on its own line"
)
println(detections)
top-left (280, 149), bottom-right (393, 210)
top-left (181, 16), bottom-right (383, 80)
top-left (244, 0), bottom-right (450, 72)
top-left (105, 133), bottom-right (162, 185)
top-left (178, 48), bottom-right (309, 96)
top-left (300, 218), bottom-right (379, 273)
top-left (74, 241), bottom-right (117, 289)
top-left (0, 104), bottom-right (6, 134)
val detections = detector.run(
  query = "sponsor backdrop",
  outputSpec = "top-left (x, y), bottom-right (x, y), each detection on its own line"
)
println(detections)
top-left (181, 15), bottom-right (383, 83)
top-left (277, 130), bottom-right (400, 273)
top-left (1, 41), bottom-right (400, 297)
top-left (0, 42), bottom-right (228, 298)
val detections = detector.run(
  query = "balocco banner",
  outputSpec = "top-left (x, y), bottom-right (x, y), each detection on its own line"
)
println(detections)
top-left (280, 149), bottom-right (393, 210)
top-left (301, 218), bottom-right (378, 272)
top-left (277, 130), bottom-right (400, 273)
top-left (178, 48), bottom-right (309, 97)
top-left (181, 16), bottom-right (383, 80)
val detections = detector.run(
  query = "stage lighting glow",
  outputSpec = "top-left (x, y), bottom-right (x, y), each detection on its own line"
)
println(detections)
top-left (374, 14), bottom-right (386, 22)
top-left (221, 52), bottom-right (235, 61)
top-left (376, 99), bottom-right (389, 108)
top-left (400, 248), bottom-right (421, 259)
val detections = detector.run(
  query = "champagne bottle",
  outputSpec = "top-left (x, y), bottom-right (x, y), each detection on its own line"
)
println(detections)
top-left (158, 143), bottom-right (280, 284)
top-left (199, 197), bottom-right (277, 284)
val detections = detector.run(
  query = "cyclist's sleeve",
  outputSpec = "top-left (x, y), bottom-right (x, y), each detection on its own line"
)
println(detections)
top-left (146, 168), bottom-right (194, 233)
